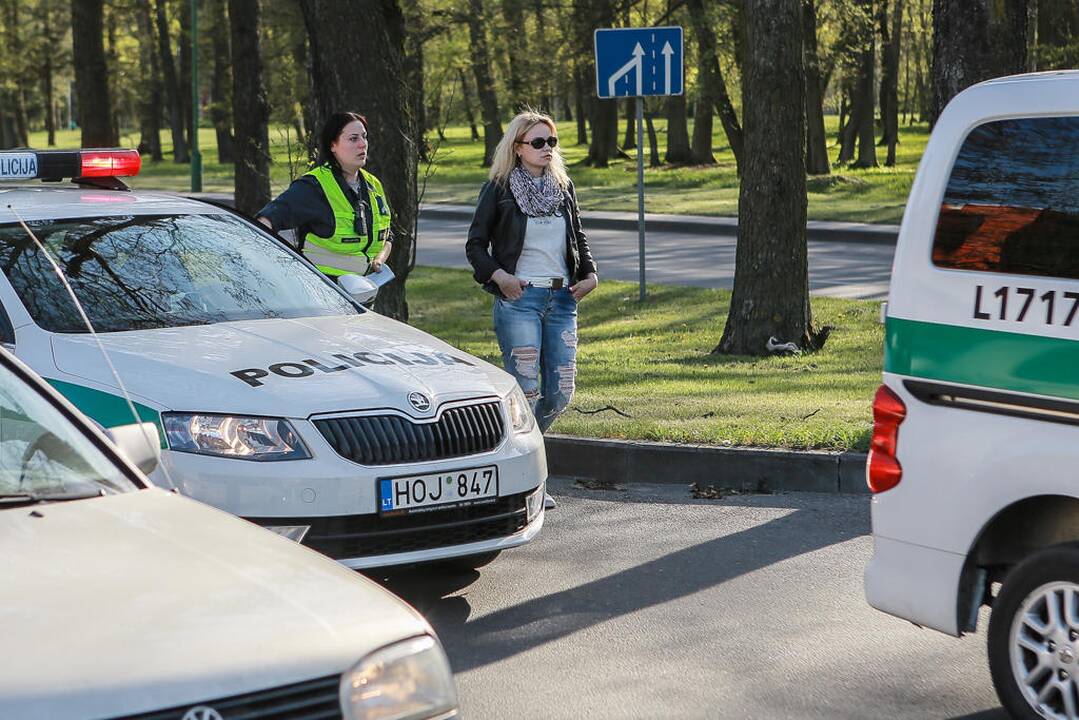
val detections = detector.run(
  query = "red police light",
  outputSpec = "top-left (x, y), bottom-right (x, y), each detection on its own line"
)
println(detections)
top-left (867, 384), bottom-right (907, 493)
top-left (79, 150), bottom-right (141, 178)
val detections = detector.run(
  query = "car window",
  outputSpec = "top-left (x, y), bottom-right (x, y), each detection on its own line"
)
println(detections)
top-left (0, 213), bottom-right (359, 333)
top-left (932, 116), bottom-right (1079, 279)
top-left (0, 362), bottom-right (137, 500)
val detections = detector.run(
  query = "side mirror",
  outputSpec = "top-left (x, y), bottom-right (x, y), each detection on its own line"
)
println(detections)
top-left (338, 273), bottom-right (379, 305)
top-left (107, 422), bottom-right (161, 475)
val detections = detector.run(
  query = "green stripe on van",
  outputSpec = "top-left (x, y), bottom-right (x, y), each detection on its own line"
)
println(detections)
top-left (885, 317), bottom-right (1079, 401)
top-left (45, 379), bottom-right (166, 448)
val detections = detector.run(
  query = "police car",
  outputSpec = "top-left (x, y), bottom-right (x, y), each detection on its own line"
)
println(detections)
top-left (864, 72), bottom-right (1079, 719)
top-left (0, 343), bottom-right (458, 720)
top-left (0, 148), bottom-right (546, 570)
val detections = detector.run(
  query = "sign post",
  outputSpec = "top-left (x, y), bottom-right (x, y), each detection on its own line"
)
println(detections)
top-left (594, 26), bottom-right (683, 301)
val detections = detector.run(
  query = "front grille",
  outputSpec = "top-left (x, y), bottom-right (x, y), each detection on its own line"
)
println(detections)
top-left (114, 674), bottom-right (340, 720)
top-left (250, 490), bottom-right (530, 559)
top-left (313, 401), bottom-right (505, 465)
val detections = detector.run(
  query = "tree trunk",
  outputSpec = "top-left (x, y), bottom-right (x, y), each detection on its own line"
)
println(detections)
top-left (156, 0), bottom-right (189, 162)
top-left (208, 0), bottom-right (233, 164)
top-left (690, 57), bottom-right (716, 164)
top-left (135, 0), bottom-right (164, 160)
top-left (300, 0), bottom-right (417, 321)
top-left (880, 0), bottom-right (903, 165)
top-left (500, 0), bottom-right (529, 111)
top-left (687, 0), bottom-right (743, 171)
top-left (3, 0), bottom-right (29, 147)
top-left (665, 94), bottom-right (692, 163)
top-left (179, 0), bottom-right (194, 151)
top-left (574, 64), bottom-right (588, 145)
top-left (39, 0), bottom-right (58, 147)
top-left (71, 0), bottom-right (115, 147)
top-left (532, 0), bottom-right (552, 111)
top-left (852, 0), bottom-right (878, 169)
top-left (803, 0), bottom-right (830, 175)
top-left (457, 68), bottom-right (481, 141)
top-left (931, 0), bottom-right (1027, 126)
top-left (717, 0), bottom-right (817, 356)
top-left (228, 0), bottom-right (270, 216)
top-left (465, 0), bottom-right (502, 166)
top-left (622, 99), bottom-right (636, 150)
top-left (645, 108), bottom-right (661, 167)
top-left (587, 99), bottom-right (617, 167)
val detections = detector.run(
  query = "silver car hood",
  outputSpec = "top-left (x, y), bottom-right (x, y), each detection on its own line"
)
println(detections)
top-left (0, 489), bottom-right (430, 719)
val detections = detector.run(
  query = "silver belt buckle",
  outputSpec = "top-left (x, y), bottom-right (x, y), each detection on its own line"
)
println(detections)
top-left (529, 278), bottom-right (563, 289)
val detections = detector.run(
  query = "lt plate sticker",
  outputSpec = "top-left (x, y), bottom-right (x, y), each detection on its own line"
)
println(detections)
top-left (0, 153), bottom-right (37, 180)
top-left (379, 465), bottom-right (499, 514)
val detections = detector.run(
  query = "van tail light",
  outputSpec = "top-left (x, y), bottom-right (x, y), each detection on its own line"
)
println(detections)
top-left (867, 384), bottom-right (906, 493)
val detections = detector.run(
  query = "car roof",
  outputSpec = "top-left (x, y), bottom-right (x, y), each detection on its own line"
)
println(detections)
top-left (0, 185), bottom-right (221, 224)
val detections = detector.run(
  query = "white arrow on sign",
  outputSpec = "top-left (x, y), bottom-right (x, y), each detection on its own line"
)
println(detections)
top-left (661, 41), bottom-right (674, 93)
top-left (607, 42), bottom-right (645, 96)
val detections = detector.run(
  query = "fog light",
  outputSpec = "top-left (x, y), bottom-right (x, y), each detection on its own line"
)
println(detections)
top-left (264, 525), bottom-right (310, 543)
top-left (525, 482), bottom-right (545, 523)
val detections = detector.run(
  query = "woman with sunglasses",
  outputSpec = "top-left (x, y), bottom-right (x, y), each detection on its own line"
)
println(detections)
top-left (466, 110), bottom-right (599, 450)
top-left (256, 111), bottom-right (393, 278)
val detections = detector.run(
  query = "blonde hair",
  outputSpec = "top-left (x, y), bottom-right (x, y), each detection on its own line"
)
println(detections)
top-left (489, 110), bottom-right (570, 190)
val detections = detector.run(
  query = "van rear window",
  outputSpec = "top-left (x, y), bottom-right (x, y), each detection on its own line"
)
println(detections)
top-left (932, 116), bottom-right (1079, 280)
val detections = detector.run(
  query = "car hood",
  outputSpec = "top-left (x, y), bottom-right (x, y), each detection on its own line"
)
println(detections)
top-left (50, 313), bottom-right (512, 417)
top-left (0, 489), bottom-right (431, 719)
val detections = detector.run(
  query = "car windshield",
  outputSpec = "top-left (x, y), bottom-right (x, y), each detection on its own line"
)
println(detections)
top-left (0, 213), bottom-right (359, 333)
top-left (0, 361), bottom-right (138, 503)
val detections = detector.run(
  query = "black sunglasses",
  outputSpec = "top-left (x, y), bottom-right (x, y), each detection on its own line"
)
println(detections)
top-left (517, 136), bottom-right (558, 150)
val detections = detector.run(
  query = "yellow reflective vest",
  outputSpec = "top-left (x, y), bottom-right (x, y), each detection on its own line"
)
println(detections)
top-left (302, 165), bottom-right (392, 277)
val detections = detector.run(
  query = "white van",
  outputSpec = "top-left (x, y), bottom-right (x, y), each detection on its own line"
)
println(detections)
top-left (0, 150), bottom-right (546, 570)
top-left (0, 344), bottom-right (458, 720)
top-left (865, 72), bottom-right (1079, 719)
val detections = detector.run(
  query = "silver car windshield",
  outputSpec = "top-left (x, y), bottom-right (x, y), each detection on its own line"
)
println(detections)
top-left (0, 362), bottom-right (137, 501)
top-left (0, 213), bottom-right (359, 333)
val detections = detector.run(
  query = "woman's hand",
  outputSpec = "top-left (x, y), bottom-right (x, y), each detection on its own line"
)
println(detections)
top-left (369, 242), bottom-right (392, 273)
top-left (492, 269), bottom-right (528, 300)
top-left (570, 273), bottom-right (598, 302)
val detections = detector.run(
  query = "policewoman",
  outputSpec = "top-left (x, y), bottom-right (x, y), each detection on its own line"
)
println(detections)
top-left (257, 112), bottom-right (392, 277)
top-left (466, 110), bottom-right (598, 436)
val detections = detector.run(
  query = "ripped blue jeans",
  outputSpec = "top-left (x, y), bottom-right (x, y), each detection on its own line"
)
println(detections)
top-left (493, 286), bottom-right (578, 433)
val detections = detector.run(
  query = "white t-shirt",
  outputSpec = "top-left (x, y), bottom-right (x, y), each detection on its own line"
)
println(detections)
top-left (516, 179), bottom-right (569, 281)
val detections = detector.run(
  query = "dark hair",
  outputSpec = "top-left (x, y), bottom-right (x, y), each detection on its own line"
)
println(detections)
top-left (318, 112), bottom-right (369, 166)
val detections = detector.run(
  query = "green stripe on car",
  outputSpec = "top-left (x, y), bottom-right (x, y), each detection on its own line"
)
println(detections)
top-left (885, 317), bottom-right (1079, 401)
top-left (46, 379), bottom-right (166, 448)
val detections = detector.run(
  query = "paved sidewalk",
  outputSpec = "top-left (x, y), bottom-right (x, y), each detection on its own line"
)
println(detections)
top-left (421, 202), bottom-right (900, 244)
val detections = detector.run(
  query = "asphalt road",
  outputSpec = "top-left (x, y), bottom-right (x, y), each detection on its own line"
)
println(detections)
top-left (372, 477), bottom-right (1005, 720)
top-left (416, 216), bottom-right (896, 300)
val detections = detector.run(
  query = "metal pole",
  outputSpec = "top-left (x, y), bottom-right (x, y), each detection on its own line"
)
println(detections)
top-left (636, 97), bottom-right (646, 302)
top-left (190, 0), bottom-right (202, 192)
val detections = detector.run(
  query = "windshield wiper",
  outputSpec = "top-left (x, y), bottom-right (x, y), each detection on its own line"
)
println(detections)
top-left (0, 489), bottom-right (105, 506)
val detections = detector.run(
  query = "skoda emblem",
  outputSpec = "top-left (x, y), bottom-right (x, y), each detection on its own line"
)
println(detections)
top-left (181, 708), bottom-right (224, 720)
top-left (408, 392), bottom-right (431, 412)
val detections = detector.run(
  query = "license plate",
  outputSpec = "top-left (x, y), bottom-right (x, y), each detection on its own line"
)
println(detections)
top-left (379, 465), bottom-right (499, 515)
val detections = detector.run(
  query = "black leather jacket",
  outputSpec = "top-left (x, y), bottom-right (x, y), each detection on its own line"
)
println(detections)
top-left (465, 179), bottom-right (597, 296)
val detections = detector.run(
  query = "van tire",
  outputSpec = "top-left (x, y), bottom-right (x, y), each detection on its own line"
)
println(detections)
top-left (988, 546), bottom-right (1079, 720)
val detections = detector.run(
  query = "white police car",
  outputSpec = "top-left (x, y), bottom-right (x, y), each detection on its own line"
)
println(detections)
top-left (0, 149), bottom-right (546, 570)
top-left (0, 343), bottom-right (458, 720)
top-left (864, 72), bottom-right (1079, 719)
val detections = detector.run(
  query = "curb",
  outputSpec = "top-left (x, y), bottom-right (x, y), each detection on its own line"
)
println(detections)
top-left (420, 203), bottom-right (900, 245)
top-left (544, 434), bottom-right (869, 495)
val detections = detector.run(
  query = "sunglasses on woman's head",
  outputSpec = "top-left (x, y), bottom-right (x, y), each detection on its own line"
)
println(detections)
top-left (517, 136), bottom-right (558, 149)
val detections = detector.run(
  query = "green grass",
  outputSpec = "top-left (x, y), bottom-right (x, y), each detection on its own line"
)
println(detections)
top-left (408, 266), bottom-right (883, 452)
top-left (30, 117), bottom-right (926, 224)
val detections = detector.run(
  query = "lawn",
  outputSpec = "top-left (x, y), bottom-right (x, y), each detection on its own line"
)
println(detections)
top-left (407, 266), bottom-right (883, 452)
top-left (29, 116), bottom-right (926, 224)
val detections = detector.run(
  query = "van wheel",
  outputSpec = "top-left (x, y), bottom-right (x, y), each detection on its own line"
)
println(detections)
top-left (988, 547), bottom-right (1079, 720)
top-left (433, 550), bottom-right (501, 572)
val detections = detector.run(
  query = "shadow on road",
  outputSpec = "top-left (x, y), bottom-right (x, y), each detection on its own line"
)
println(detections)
top-left (946, 709), bottom-right (1007, 719)
top-left (377, 505), bottom-right (862, 673)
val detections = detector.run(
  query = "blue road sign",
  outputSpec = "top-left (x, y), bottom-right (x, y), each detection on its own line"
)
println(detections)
top-left (594, 26), bottom-right (684, 99)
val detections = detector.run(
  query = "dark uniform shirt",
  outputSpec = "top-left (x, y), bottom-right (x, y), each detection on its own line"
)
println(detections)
top-left (257, 166), bottom-right (386, 249)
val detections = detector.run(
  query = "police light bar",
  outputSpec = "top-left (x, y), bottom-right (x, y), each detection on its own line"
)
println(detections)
top-left (0, 149), bottom-right (141, 182)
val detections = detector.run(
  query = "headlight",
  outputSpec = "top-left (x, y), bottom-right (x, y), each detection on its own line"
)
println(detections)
top-left (504, 385), bottom-right (535, 434)
top-left (341, 635), bottom-right (458, 720)
top-left (162, 413), bottom-right (311, 461)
